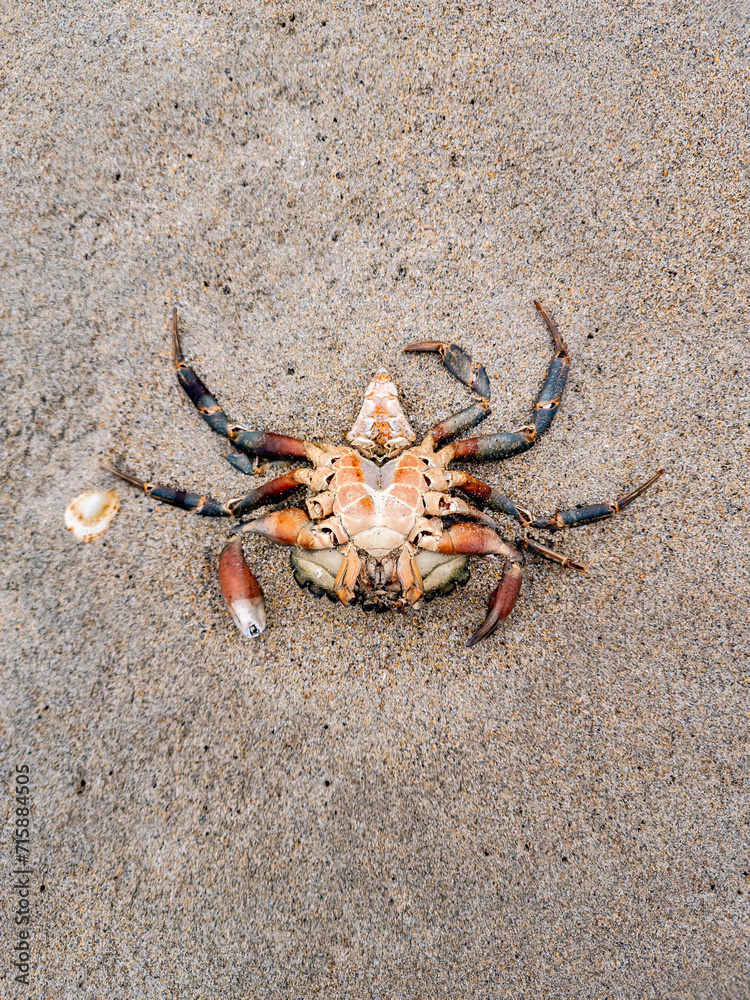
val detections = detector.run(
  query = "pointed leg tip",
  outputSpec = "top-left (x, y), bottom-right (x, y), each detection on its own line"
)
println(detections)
top-left (403, 340), bottom-right (444, 354)
top-left (171, 308), bottom-right (184, 362)
top-left (99, 460), bottom-right (142, 488)
top-left (643, 468), bottom-right (665, 488)
top-left (225, 452), bottom-right (257, 476)
top-left (465, 618), bottom-right (498, 647)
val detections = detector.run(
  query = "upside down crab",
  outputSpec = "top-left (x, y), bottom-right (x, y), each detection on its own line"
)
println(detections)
top-left (102, 303), bottom-right (663, 646)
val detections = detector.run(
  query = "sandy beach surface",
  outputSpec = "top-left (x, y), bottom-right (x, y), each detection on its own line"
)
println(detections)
top-left (1, 2), bottom-right (747, 997)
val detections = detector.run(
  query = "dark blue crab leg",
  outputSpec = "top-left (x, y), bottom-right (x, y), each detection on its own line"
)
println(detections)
top-left (171, 309), bottom-right (309, 462)
top-left (100, 461), bottom-right (231, 516)
top-left (530, 470), bottom-right (665, 532)
top-left (403, 340), bottom-right (492, 447)
top-left (403, 341), bottom-right (491, 397)
top-left (101, 462), bottom-right (311, 520)
top-left (442, 301), bottom-right (570, 462)
top-left (448, 471), bottom-right (533, 527)
top-left (226, 469), bottom-right (311, 517)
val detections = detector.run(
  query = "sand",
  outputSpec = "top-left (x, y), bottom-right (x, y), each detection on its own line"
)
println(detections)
top-left (1, 2), bottom-right (747, 996)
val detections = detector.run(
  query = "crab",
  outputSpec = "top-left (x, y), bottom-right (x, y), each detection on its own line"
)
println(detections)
top-left (102, 303), bottom-right (663, 646)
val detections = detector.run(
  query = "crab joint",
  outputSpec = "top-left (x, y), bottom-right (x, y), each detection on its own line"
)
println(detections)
top-left (466, 562), bottom-right (523, 648)
top-left (396, 544), bottom-right (424, 605)
top-left (434, 522), bottom-right (515, 558)
top-left (218, 538), bottom-right (266, 638)
top-left (333, 543), bottom-right (362, 605)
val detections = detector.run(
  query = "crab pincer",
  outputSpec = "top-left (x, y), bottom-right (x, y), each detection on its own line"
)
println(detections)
top-left (466, 561), bottom-right (523, 648)
top-left (430, 522), bottom-right (525, 646)
top-left (218, 538), bottom-right (266, 638)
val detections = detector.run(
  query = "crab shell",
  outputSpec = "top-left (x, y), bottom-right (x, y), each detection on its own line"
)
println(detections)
top-left (64, 490), bottom-right (120, 542)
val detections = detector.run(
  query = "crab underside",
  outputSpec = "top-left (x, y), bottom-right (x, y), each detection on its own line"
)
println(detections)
top-left (103, 303), bottom-right (663, 646)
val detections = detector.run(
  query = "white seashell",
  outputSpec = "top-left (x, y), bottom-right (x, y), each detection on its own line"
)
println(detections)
top-left (64, 490), bottom-right (120, 543)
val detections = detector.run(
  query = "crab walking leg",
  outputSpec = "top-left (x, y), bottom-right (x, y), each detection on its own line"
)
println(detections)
top-left (447, 471), bottom-right (534, 527)
top-left (226, 469), bottom-right (313, 518)
top-left (243, 508), bottom-right (311, 544)
top-left (530, 470), bottom-right (665, 532)
top-left (520, 536), bottom-right (587, 572)
top-left (402, 341), bottom-right (491, 397)
top-left (101, 462), bottom-right (313, 520)
top-left (422, 490), bottom-right (502, 529)
top-left (101, 461), bottom-right (231, 517)
top-left (429, 522), bottom-right (520, 559)
top-left (403, 341), bottom-right (492, 448)
top-left (218, 538), bottom-right (266, 637)
top-left (423, 400), bottom-right (492, 449)
top-left (243, 509), bottom-right (348, 549)
top-left (170, 309), bottom-right (309, 462)
top-left (440, 301), bottom-right (570, 462)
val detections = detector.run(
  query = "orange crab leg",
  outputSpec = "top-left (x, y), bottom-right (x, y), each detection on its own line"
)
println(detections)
top-left (433, 522), bottom-right (517, 558)
top-left (244, 510), bottom-right (348, 550)
top-left (244, 508), bottom-right (312, 545)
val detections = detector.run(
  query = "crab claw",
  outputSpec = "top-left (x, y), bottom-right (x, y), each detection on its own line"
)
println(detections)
top-left (218, 538), bottom-right (266, 638)
top-left (466, 561), bottom-right (523, 648)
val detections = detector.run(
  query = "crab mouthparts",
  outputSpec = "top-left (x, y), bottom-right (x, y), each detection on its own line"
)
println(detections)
top-left (346, 369), bottom-right (416, 460)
